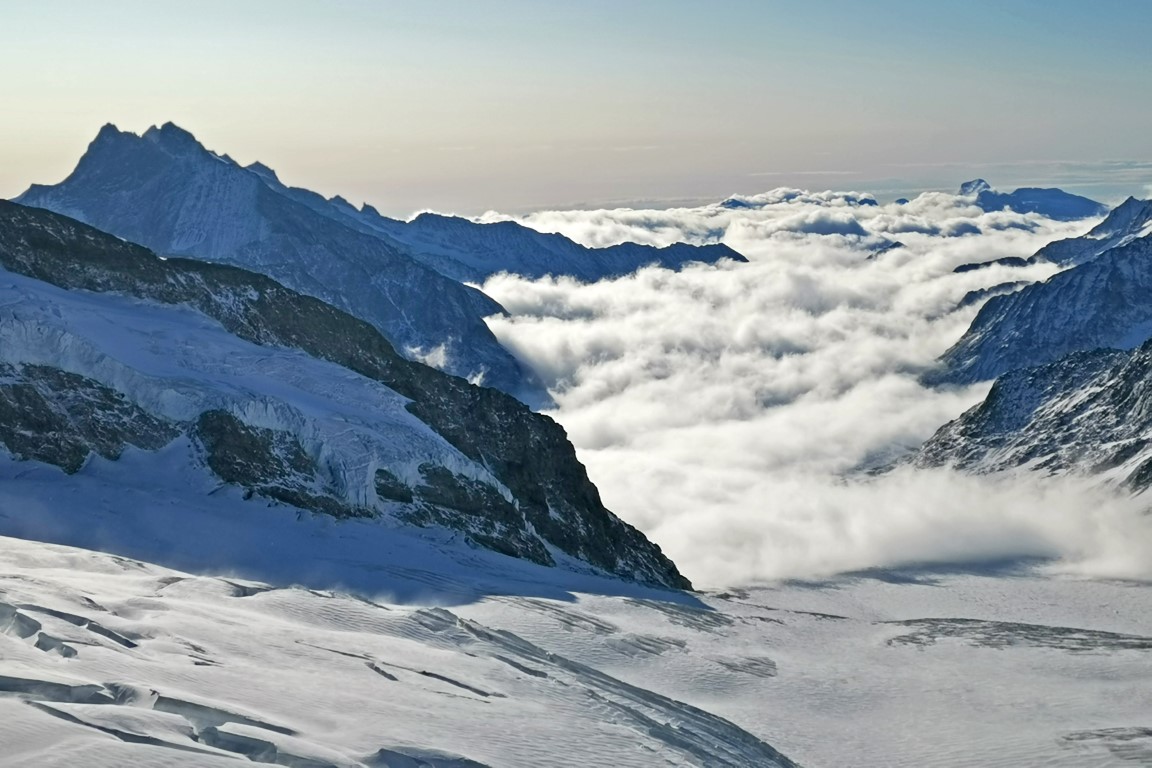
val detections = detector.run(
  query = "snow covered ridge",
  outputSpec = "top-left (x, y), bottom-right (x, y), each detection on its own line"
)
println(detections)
top-left (914, 196), bottom-right (1152, 490)
top-left (915, 347), bottom-right (1147, 483)
top-left (0, 200), bottom-right (688, 589)
top-left (918, 311), bottom-right (1152, 493)
top-left (13, 122), bottom-right (744, 402)
top-left (930, 200), bottom-right (1152, 386)
top-left (14, 122), bottom-right (539, 402)
top-left (1030, 195), bottom-right (1152, 267)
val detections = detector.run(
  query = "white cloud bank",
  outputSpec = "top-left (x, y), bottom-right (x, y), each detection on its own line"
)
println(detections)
top-left (478, 189), bottom-right (1152, 587)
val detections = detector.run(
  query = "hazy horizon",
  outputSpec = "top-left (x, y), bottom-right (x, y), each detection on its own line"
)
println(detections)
top-left (4, 1), bottom-right (1152, 215)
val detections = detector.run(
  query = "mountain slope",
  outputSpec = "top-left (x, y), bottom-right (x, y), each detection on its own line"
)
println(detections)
top-left (0, 200), bottom-right (689, 589)
top-left (14, 122), bottom-right (748, 397)
top-left (13, 123), bottom-right (539, 400)
top-left (915, 342), bottom-right (1152, 491)
top-left (1031, 196), bottom-right (1152, 267)
top-left (931, 228), bottom-right (1152, 385)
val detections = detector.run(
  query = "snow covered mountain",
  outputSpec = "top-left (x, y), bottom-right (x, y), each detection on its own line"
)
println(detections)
top-left (0, 200), bottom-right (688, 589)
top-left (224, 157), bottom-right (746, 284)
top-left (914, 345), bottom-right (1152, 486)
top-left (960, 178), bottom-right (1107, 221)
top-left (13, 123), bottom-right (539, 400)
top-left (13, 123), bottom-right (745, 399)
top-left (1030, 196), bottom-right (1152, 267)
top-left (931, 201), bottom-right (1152, 386)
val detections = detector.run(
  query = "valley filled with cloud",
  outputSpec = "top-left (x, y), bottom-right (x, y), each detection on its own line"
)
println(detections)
top-left (481, 190), bottom-right (1152, 585)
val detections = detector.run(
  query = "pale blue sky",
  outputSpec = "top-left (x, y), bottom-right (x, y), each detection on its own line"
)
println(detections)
top-left (3, 1), bottom-right (1151, 214)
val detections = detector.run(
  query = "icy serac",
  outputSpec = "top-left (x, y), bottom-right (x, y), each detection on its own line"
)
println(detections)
top-left (0, 200), bottom-right (690, 589)
top-left (13, 123), bottom-right (540, 401)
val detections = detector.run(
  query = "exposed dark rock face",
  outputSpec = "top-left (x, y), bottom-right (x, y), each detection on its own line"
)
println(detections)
top-left (952, 256), bottom-right (1029, 273)
top-left (409, 464), bottom-right (553, 565)
top-left (374, 469), bottom-right (414, 504)
top-left (0, 363), bottom-right (178, 473)
top-left (0, 200), bottom-right (690, 589)
top-left (193, 411), bottom-right (370, 519)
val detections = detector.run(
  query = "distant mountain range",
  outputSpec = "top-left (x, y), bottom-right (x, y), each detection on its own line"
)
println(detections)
top-left (959, 178), bottom-right (1108, 221)
top-left (15, 123), bottom-right (741, 403)
top-left (921, 194), bottom-right (1152, 492)
top-left (933, 197), bottom-right (1152, 386)
top-left (0, 200), bottom-right (690, 589)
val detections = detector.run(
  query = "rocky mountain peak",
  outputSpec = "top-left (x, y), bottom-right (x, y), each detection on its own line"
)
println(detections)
top-left (959, 179), bottom-right (992, 196)
top-left (1086, 195), bottom-right (1152, 239)
top-left (245, 161), bottom-right (280, 183)
top-left (141, 121), bottom-right (205, 154)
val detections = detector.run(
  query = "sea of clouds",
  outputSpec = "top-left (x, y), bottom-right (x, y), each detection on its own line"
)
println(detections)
top-left (476, 189), bottom-right (1152, 587)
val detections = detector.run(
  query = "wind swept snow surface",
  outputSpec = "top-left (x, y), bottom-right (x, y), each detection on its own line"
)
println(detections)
top-left (0, 534), bottom-right (1148, 767)
top-left (0, 536), bottom-right (795, 768)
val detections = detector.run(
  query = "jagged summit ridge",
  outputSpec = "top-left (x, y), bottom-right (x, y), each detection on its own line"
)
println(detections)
top-left (959, 178), bottom-right (993, 196)
top-left (1031, 195), bottom-right (1152, 267)
top-left (14, 122), bottom-right (747, 400)
top-left (13, 122), bottom-right (542, 401)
